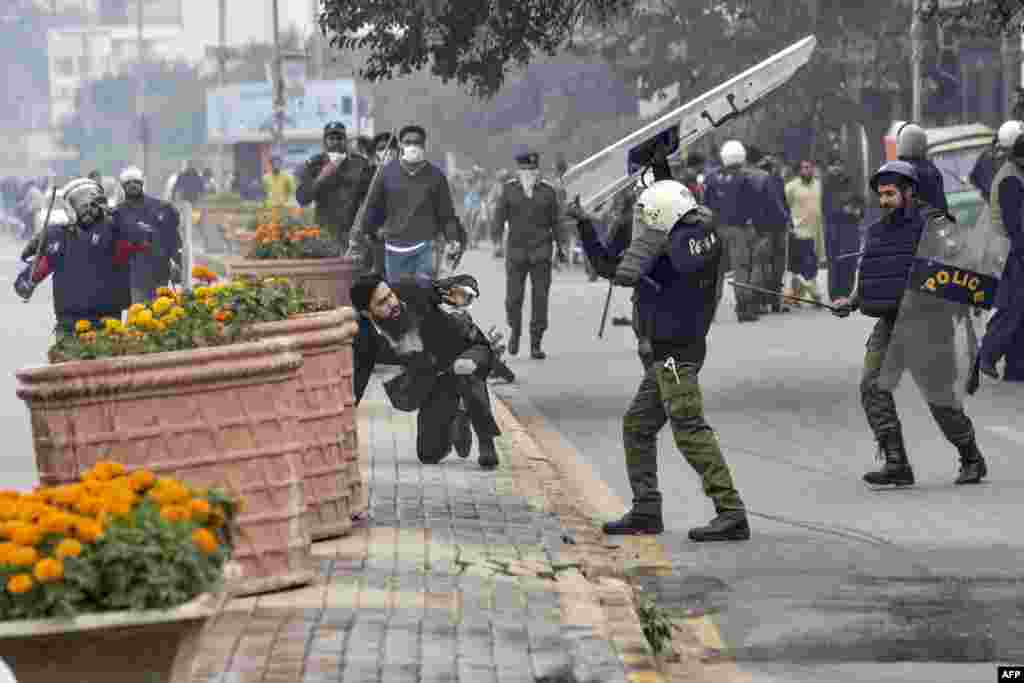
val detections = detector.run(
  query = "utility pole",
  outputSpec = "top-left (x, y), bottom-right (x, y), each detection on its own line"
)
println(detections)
top-left (910, 0), bottom-right (923, 122)
top-left (137, 0), bottom-right (148, 174)
top-left (218, 0), bottom-right (228, 191)
top-left (271, 0), bottom-right (285, 155)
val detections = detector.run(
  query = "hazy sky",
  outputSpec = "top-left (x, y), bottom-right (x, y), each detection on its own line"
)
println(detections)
top-left (174, 0), bottom-right (316, 63)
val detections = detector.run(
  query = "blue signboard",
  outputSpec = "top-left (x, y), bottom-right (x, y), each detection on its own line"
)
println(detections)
top-left (207, 79), bottom-right (361, 143)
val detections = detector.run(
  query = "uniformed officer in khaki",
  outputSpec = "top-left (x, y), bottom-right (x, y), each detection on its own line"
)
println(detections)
top-left (492, 151), bottom-right (568, 359)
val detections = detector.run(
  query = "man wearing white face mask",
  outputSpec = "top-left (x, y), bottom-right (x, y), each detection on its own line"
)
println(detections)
top-left (356, 125), bottom-right (465, 281)
top-left (492, 151), bottom-right (568, 359)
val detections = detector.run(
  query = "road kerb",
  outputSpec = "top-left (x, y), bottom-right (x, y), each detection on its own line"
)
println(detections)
top-left (492, 385), bottom-right (751, 681)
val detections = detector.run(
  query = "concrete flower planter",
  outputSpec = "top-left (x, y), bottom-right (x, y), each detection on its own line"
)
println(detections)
top-left (224, 257), bottom-right (357, 308)
top-left (0, 592), bottom-right (218, 683)
top-left (16, 339), bottom-right (315, 596)
top-left (247, 308), bottom-right (366, 540)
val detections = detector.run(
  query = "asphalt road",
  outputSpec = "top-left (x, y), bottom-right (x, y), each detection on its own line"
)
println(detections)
top-left (455, 246), bottom-right (1024, 682)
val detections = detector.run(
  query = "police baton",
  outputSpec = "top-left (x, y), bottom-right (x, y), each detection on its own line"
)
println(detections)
top-left (729, 280), bottom-right (840, 312)
top-left (24, 187), bottom-right (59, 301)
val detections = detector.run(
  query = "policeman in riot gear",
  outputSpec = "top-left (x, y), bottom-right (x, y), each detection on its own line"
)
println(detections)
top-left (971, 120), bottom-right (1021, 203)
top-left (895, 123), bottom-right (949, 215)
top-left (832, 161), bottom-right (987, 488)
top-left (14, 178), bottom-right (152, 336)
top-left (113, 166), bottom-right (181, 303)
top-left (704, 140), bottom-right (759, 321)
top-left (492, 151), bottom-right (568, 359)
top-left (567, 151), bottom-right (750, 542)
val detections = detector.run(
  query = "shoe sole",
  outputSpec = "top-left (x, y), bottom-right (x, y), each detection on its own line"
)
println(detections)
top-left (602, 528), bottom-right (664, 535)
top-left (864, 481), bottom-right (914, 490)
top-left (688, 533), bottom-right (750, 542)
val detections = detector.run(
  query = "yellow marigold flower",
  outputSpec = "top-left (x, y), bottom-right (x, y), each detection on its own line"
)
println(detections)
top-left (188, 498), bottom-right (211, 522)
top-left (128, 469), bottom-right (156, 492)
top-left (11, 524), bottom-right (42, 547)
top-left (6, 573), bottom-right (33, 594)
top-left (156, 286), bottom-right (175, 298)
top-left (55, 538), bottom-right (83, 559)
top-left (75, 519), bottom-right (104, 544)
top-left (152, 296), bottom-right (174, 315)
top-left (135, 309), bottom-right (154, 326)
top-left (128, 303), bottom-right (146, 315)
top-left (194, 286), bottom-right (211, 299)
top-left (170, 306), bottom-right (186, 319)
top-left (160, 505), bottom-right (189, 523)
top-left (191, 528), bottom-right (218, 555)
top-left (74, 319), bottom-right (92, 334)
top-left (101, 317), bottom-right (123, 334)
top-left (80, 331), bottom-right (97, 343)
top-left (153, 320), bottom-right (168, 332)
top-left (33, 557), bottom-right (64, 583)
top-left (10, 545), bottom-right (38, 567)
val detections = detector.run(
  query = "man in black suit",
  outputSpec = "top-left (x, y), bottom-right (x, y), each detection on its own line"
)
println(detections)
top-left (350, 272), bottom-right (501, 469)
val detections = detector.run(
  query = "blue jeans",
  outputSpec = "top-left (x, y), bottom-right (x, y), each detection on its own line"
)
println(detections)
top-left (385, 241), bottom-right (435, 282)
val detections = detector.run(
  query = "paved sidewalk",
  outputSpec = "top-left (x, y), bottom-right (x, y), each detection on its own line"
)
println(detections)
top-left (190, 379), bottom-right (665, 683)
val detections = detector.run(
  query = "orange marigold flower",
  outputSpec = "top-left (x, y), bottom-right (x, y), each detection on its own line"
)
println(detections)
top-left (6, 573), bottom-right (33, 594)
top-left (213, 309), bottom-right (233, 322)
top-left (128, 469), bottom-right (156, 492)
top-left (11, 524), bottom-right (42, 547)
top-left (75, 519), bottom-right (104, 544)
top-left (55, 538), bottom-right (83, 559)
top-left (0, 499), bottom-right (16, 520)
top-left (0, 520), bottom-right (23, 540)
top-left (9, 545), bottom-right (38, 567)
top-left (104, 498), bottom-right (134, 517)
top-left (191, 528), bottom-right (218, 555)
top-left (40, 512), bottom-right (73, 534)
top-left (160, 505), bottom-right (189, 523)
top-left (51, 484), bottom-right (83, 507)
top-left (188, 498), bottom-right (211, 521)
top-left (33, 557), bottom-right (64, 583)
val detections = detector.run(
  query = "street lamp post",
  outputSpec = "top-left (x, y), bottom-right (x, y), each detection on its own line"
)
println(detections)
top-left (271, 0), bottom-right (285, 154)
top-left (910, 0), bottom-right (923, 122)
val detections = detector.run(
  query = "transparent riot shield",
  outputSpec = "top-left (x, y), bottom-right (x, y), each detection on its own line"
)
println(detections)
top-left (878, 207), bottom-right (1011, 404)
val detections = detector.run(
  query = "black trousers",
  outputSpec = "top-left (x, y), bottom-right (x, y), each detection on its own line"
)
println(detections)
top-left (505, 258), bottom-right (552, 337)
top-left (417, 370), bottom-right (501, 464)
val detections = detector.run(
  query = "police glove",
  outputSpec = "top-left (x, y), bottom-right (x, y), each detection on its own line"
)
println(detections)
top-left (831, 296), bottom-right (858, 319)
top-left (13, 263), bottom-right (38, 301)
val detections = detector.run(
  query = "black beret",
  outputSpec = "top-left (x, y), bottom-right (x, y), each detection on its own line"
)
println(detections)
top-left (515, 151), bottom-right (539, 167)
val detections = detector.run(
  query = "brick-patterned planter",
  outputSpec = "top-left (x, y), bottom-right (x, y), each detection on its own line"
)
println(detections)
top-left (15, 339), bottom-right (315, 596)
top-left (224, 257), bottom-right (357, 309)
top-left (0, 592), bottom-right (216, 683)
top-left (246, 308), bottom-right (365, 540)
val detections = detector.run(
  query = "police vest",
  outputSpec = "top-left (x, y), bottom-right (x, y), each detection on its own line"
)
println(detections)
top-left (988, 159), bottom-right (1024, 239)
top-left (858, 207), bottom-right (925, 318)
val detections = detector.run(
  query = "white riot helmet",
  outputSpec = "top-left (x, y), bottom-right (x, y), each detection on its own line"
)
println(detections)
top-left (720, 140), bottom-right (746, 167)
top-left (633, 180), bottom-right (698, 237)
top-left (997, 120), bottom-right (1023, 149)
top-left (119, 166), bottom-right (144, 184)
top-left (896, 122), bottom-right (928, 159)
top-left (62, 177), bottom-right (105, 224)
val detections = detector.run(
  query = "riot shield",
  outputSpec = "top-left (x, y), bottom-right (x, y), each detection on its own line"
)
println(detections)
top-left (878, 207), bottom-right (1011, 404)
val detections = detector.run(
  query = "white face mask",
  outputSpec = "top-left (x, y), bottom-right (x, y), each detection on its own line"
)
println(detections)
top-left (402, 145), bottom-right (425, 164)
top-left (327, 152), bottom-right (345, 164)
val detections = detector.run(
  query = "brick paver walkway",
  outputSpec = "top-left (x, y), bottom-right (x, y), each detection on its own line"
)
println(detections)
top-left (190, 380), bottom-right (664, 683)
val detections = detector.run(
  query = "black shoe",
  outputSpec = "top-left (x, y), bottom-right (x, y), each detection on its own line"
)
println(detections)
top-left (955, 442), bottom-right (987, 485)
top-left (688, 510), bottom-right (750, 542)
top-left (611, 316), bottom-right (632, 326)
top-left (530, 338), bottom-right (546, 360)
top-left (477, 437), bottom-right (499, 469)
top-left (507, 330), bottom-right (520, 356)
top-left (451, 410), bottom-right (472, 459)
top-left (490, 360), bottom-right (516, 383)
top-left (864, 434), bottom-right (914, 488)
top-left (737, 312), bottom-right (760, 323)
top-left (602, 510), bottom-right (664, 535)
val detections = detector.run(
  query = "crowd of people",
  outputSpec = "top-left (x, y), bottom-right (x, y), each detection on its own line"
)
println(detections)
top-left (8, 112), bottom-right (1022, 543)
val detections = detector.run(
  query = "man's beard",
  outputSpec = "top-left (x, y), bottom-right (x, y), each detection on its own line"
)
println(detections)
top-left (377, 304), bottom-right (415, 341)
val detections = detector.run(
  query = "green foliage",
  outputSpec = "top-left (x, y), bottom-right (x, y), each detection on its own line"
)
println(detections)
top-left (0, 494), bottom-right (237, 620)
top-left (919, 0), bottom-right (1024, 35)
top-left (636, 594), bottom-right (674, 655)
top-left (319, 0), bottom-right (633, 97)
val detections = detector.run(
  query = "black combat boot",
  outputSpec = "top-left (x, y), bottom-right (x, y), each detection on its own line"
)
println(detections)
top-left (450, 410), bottom-right (472, 459)
top-left (477, 437), bottom-right (499, 469)
top-left (688, 509), bottom-right (750, 542)
top-left (955, 441), bottom-right (987, 485)
top-left (530, 334), bottom-right (546, 360)
top-left (507, 328), bottom-right (521, 356)
top-left (602, 509), bottom-right (664, 535)
top-left (863, 433), bottom-right (914, 488)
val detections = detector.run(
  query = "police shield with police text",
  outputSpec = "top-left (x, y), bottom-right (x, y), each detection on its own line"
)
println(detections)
top-left (833, 161), bottom-right (1003, 488)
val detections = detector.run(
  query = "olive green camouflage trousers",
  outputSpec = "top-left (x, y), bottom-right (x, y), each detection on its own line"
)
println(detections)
top-left (623, 358), bottom-right (744, 516)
